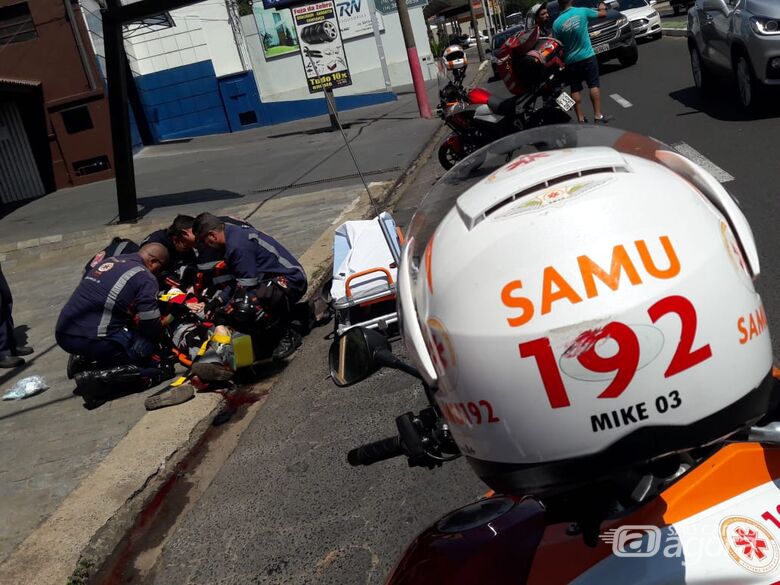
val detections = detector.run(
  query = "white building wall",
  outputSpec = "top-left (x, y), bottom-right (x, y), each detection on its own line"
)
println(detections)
top-left (83, 0), bottom-right (435, 125)
top-left (80, 1), bottom-right (144, 78)
top-left (121, 0), bottom-right (245, 78)
top-left (78, 0), bottom-right (107, 73)
top-left (241, 5), bottom-right (433, 103)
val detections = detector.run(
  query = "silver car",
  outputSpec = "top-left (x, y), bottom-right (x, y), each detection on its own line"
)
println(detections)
top-left (688, 0), bottom-right (780, 110)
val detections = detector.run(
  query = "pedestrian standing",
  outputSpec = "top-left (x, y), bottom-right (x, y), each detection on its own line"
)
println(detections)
top-left (552, 0), bottom-right (613, 124)
top-left (0, 263), bottom-right (33, 368)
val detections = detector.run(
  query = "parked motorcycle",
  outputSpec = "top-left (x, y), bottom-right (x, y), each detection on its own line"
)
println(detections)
top-left (437, 31), bottom-right (574, 170)
top-left (329, 125), bottom-right (780, 584)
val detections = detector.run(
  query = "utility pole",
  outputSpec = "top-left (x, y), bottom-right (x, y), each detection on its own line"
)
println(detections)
top-left (481, 0), bottom-right (494, 46)
top-left (396, 0), bottom-right (432, 119)
top-left (469, 0), bottom-right (485, 62)
top-left (103, 0), bottom-right (138, 223)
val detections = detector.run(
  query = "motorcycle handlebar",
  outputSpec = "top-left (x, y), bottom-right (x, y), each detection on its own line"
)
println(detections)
top-left (347, 436), bottom-right (404, 466)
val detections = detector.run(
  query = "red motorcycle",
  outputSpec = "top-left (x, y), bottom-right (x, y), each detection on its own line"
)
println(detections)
top-left (437, 29), bottom-right (574, 170)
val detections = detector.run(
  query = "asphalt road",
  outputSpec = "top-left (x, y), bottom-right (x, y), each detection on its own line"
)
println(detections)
top-left (144, 37), bottom-right (780, 585)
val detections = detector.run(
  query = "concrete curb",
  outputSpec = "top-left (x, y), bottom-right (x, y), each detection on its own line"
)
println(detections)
top-left (0, 219), bottom-right (172, 268)
top-left (662, 28), bottom-right (687, 37)
top-left (0, 391), bottom-right (225, 585)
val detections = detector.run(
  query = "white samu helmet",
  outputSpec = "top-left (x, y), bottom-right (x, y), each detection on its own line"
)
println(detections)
top-left (441, 44), bottom-right (468, 71)
top-left (398, 125), bottom-right (775, 498)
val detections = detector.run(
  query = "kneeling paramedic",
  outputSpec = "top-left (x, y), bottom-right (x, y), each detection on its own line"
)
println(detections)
top-left (142, 215), bottom-right (199, 286)
top-left (193, 213), bottom-right (308, 360)
top-left (56, 243), bottom-right (174, 405)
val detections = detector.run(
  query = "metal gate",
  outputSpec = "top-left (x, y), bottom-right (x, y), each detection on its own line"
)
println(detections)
top-left (0, 101), bottom-right (44, 204)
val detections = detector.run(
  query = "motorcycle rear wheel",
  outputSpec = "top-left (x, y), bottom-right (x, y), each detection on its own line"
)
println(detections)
top-left (438, 141), bottom-right (463, 170)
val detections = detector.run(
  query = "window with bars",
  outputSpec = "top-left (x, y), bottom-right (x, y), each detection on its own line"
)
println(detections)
top-left (0, 2), bottom-right (37, 45)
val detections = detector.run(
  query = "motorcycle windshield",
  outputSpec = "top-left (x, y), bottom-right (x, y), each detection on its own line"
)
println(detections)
top-left (404, 124), bottom-right (758, 277)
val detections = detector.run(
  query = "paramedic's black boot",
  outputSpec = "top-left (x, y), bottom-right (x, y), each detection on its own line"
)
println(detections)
top-left (272, 328), bottom-right (302, 361)
top-left (67, 354), bottom-right (90, 379)
top-left (0, 352), bottom-right (23, 368)
top-left (74, 365), bottom-right (146, 401)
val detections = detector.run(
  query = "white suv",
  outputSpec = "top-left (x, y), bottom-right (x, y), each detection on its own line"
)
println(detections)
top-left (688, 0), bottom-right (780, 110)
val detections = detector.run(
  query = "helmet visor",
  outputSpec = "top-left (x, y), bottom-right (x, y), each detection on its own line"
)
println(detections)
top-left (405, 125), bottom-right (757, 277)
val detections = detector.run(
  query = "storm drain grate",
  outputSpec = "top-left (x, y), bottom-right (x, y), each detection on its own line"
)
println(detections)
top-left (252, 167), bottom-right (401, 194)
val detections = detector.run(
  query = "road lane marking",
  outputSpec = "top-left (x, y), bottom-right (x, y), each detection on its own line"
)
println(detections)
top-left (610, 93), bottom-right (633, 108)
top-left (672, 142), bottom-right (735, 183)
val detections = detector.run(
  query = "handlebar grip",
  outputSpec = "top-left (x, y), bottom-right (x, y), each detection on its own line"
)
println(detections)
top-left (347, 436), bottom-right (403, 466)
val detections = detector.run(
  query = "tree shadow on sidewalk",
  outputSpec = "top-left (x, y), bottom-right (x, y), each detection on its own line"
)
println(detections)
top-left (0, 342), bottom-right (77, 421)
top-left (131, 189), bottom-right (245, 220)
top-left (13, 325), bottom-right (30, 349)
top-left (0, 197), bottom-right (44, 222)
top-left (265, 122), bottom-right (360, 139)
top-left (0, 340), bottom-right (56, 390)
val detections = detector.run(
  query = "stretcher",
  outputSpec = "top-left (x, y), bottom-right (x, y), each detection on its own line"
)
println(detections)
top-left (330, 212), bottom-right (402, 335)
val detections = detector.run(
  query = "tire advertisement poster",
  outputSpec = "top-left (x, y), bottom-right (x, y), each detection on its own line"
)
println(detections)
top-left (292, 1), bottom-right (352, 94)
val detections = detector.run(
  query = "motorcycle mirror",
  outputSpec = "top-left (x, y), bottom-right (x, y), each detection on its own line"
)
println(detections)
top-left (329, 327), bottom-right (391, 387)
top-left (702, 0), bottom-right (727, 12)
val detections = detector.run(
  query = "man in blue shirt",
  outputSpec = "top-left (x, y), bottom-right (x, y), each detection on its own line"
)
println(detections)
top-left (194, 213), bottom-right (308, 361)
top-left (552, 0), bottom-right (613, 124)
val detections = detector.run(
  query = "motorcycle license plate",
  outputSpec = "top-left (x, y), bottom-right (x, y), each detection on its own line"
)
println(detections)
top-left (556, 92), bottom-right (576, 112)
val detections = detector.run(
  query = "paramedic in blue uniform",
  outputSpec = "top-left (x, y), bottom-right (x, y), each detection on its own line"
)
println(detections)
top-left (83, 237), bottom-right (139, 275)
top-left (157, 213), bottom-right (252, 289)
top-left (142, 215), bottom-right (198, 284)
top-left (193, 213), bottom-right (308, 360)
top-left (0, 262), bottom-right (33, 368)
top-left (56, 243), bottom-right (172, 402)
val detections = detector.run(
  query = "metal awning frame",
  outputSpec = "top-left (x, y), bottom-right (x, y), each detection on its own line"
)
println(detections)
top-left (122, 12), bottom-right (176, 39)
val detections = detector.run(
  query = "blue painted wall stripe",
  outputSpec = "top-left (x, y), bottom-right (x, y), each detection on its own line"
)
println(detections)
top-left (134, 60), bottom-right (229, 142)
top-left (261, 91), bottom-right (396, 126)
top-left (130, 60), bottom-right (397, 143)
